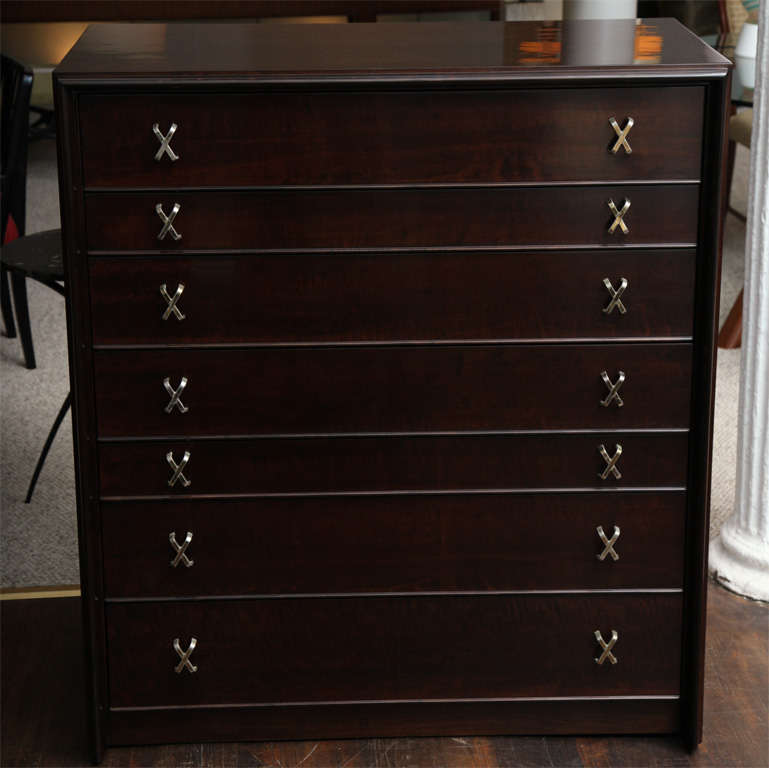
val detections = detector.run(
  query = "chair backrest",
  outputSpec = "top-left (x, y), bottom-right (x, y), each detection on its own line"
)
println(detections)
top-left (1, 54), bottom-right (33, 242)
top-left (637, 1), bottom-right (723, 35)
top-left (726, 0), bottom-right (750, 35)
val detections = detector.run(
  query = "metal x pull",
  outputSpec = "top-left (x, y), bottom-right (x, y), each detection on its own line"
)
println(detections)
top-left (596, 525), bottom-right (621, 561)
top-left (153, 122), bottom-right (180, 162)
top-left (156, 202), bottom-right (182, 241)
top-left (600, 370), bottom-right (626, 408)
top-left (169, 531), bottom-right (194, 567)
top-left (598, 443), bottom-right (623, 480)
top-left (164, 376), bottom-right (189, 414)
top-left (609, 116), bottom-right (634, 154)
top-left (594, 629), bottom-right (619, 665)
top-left (607, 198), bottom-right (630, 235)
top-left (166, 450), bottom-right (191, 488)
top-left (173, 637), bottom-right (198, 674)
top-left (607, 198), bottom-right (631, 235)
top-left (160, 283), bottom-right (186, 321)
top-left (602, 277), bottom-right (628, 315)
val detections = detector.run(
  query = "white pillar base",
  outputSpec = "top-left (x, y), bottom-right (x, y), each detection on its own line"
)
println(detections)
top-left (709, 0), bottom-right (769, 605)
top-left (710, 522), bottom-right (769, 603)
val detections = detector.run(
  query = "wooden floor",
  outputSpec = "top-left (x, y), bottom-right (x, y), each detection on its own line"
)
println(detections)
top-left (1, 584), bottom-right (766, 767)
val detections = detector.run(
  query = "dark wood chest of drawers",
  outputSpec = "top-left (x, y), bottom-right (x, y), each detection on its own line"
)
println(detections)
top-left (54, 19), bottom-right (730, 760)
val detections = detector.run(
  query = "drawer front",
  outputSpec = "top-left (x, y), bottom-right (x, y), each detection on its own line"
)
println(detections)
top-left (101, 492), bottom-right (686, 597)
top-left (79, 87), bottom-right (703, 187)
top-left (85, 186), bottom-right (699, 251)
top-left (98, 433), bottom-right (689, 497)
top-left (89, 250), bottom-right (696, 345)
top-left (93, 344), bottom-right (692, 437)
top-left (106, 594), bottom-right (682, 708)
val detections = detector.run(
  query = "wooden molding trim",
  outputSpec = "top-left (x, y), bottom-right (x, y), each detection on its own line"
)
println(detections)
top-left (0, 585), bottom-right (81, 600)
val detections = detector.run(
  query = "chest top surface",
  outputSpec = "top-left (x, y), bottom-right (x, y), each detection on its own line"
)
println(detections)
top-left (55, 17), bottom-right (728, 83)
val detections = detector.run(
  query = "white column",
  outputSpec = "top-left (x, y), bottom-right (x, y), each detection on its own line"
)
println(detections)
top-left (710, 4), bottom-right (769, 602)
top-left (561, 0), bottom-right (637, 20)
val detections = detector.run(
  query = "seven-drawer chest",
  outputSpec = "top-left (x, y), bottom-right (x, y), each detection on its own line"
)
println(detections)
top-left (53, 19), bottom-right (730, 760)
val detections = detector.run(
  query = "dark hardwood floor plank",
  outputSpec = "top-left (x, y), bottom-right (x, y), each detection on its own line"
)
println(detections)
top-left (492, 735), bottom-right (574, 767)
top-left (0, 597), bottom-right (89, 767)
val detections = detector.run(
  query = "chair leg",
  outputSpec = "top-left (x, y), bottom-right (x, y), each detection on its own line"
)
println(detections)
top-left (9, 271), bottom-right (36, 369)
top-left (1, 266), bottom-right (16, 338)
top-left (726, 138), bottom-right (736, 208)
top-left (721, 128), bottom-right (736, 232)
top-left (724, 137), bottom-right (747, 222)
top-left (718, 288), bottom-right (744, 350)
top-left (25, 392), bottom-right (71, 504)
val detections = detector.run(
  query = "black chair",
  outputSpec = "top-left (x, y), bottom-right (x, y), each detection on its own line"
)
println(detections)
top-left (1, 54), bottom-right (69, 502)
top-left (1, 54), bottom-right (35, 367)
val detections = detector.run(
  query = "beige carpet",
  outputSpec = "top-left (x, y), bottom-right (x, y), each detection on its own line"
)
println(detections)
top-left (0, 139), bottom-right (77, 587)
top-left (0, 139), bottom-right (751, 588)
